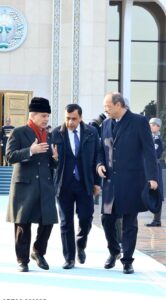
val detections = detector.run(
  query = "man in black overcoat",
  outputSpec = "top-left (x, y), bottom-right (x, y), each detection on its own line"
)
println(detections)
top-left (97, 92), bottom-right (158, 274)
top-left (6, 97), bottom-right (58, 272)
top-left (146, 117), bottom-right (164, 227)
top-left (52, 104), bottom-right (101, 269)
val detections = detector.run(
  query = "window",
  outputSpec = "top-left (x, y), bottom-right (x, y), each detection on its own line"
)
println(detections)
top-left (106, 1), bottom-right (166, 113)
top-left (131, 2), bottom-right (166, 113)
top-left (107, 1), bottom-right (122, 92)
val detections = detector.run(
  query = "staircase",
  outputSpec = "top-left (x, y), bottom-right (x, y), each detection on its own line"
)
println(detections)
top-left (0, 166), bottom-right (13, 195)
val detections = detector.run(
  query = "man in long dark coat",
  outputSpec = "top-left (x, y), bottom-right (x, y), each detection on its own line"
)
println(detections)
top-left (52, 104), bottom-right (101, 269)
top-left (6, 97), bottom-right (58, 272)
top-left (97, 92), bottom-right (158, 274)
top-left (146, 117), bottom-right (164, 227)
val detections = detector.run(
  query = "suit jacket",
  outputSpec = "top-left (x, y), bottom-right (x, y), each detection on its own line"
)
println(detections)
top-left (1, 125), bottom-right (14, 155)
top-left (98, 110), bottom-right (158, 215)
top-left (51, 121), bottom-right (101, 196)
top-left (6, 125), bottom-right (58, 225)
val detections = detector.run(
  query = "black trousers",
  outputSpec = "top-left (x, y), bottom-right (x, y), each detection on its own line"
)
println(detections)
top-left (58, 177), bottom-right (94, 262)
top-left (15, 223), bottom-right (53, 264)
top-left (153, 208), bottom-right (162, 222)
top-left (102, 212), bottom-right (138, 264)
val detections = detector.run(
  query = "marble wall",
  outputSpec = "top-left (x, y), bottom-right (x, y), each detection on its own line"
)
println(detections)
top-left (79, 0), bottom-right (106, 123)
top-left (0, 0), bottom-right (52, 99)
top-left (0, 0), bottom-right (165, 126)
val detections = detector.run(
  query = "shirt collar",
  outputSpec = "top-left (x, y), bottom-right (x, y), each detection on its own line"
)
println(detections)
top-left (68, 124), bottom-right (81, 134)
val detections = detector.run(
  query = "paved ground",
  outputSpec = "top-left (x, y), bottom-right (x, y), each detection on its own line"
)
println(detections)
top-left (94, 199), bottom-right (166, 266)
top-left (0, 195), bottom-right (166, 300)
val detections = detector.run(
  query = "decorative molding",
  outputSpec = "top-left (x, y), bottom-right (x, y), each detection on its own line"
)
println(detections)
top-left (0, 6), bottom-right (27, 52)
top-left (51, 0), bottom-right (60, 127)
top-left (72, 0), bottom-right (80, 103)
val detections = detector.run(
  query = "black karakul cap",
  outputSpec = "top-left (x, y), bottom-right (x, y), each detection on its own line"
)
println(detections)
top-left (29, 97), bottom-right (51, 114)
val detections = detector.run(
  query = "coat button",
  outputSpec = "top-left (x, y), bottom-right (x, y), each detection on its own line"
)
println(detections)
top-left (48, 177), bottom-right (50, 180)
top-left (38, 162), bottom-right (40, 165)
top-left (48, 163), bottom-right (50, 167)
top-left (36, 175), bottom-right (39, 179)
top-left (113, 171), bottom-right (116, 174)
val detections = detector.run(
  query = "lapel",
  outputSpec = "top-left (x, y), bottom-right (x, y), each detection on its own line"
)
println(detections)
top-left (66, 129), bottom-right (74, 155)
top-left (24, 125), bottom-right (36, 144)
top-left (103, 119), bottom-right (114, 147)
top-left (24, 125), bottom-right (51, 145)
top-left (80, 122), bottom-right (92, 150)
top-left (113, 110), bottom-right (131, 144)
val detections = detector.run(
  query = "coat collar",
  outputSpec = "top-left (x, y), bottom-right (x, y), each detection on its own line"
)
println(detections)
top-left (113, 110), bottom-right (131, 144)
top-left (24, 125), bottom-right (50, 144)
top-left (59, 121), bottom-right (92, 137)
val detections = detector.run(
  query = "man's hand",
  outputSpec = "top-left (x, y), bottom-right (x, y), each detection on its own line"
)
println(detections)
top-left (30, 138), bottom-right (49, 154)
top-left (93, 185), bottom-right (101, 196)
top-left (97, 165), bottom-right (107, 178)
top-left (149, 180), bottom-right (158, 190)
top-left (51, 144), bottom-right (58, 161)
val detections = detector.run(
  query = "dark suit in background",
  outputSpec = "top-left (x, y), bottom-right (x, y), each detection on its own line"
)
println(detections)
top-left (52, 104), bottom-right (100, 269)
top-left (1, 118), bottom-right (14, 165)
top-left (146, 117), bottom-right (164, 226)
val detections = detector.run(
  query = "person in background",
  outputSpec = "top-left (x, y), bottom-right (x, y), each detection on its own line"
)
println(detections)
top-left (89, 113), bottom-right (107, 137)
top-left (52, 103), bottom-right (101, 269)
top-left (146, 117), bottom-right (164, 227)
top-left (97, 92), bottom-right (158, 274)
top-left (6, 97), bottom-right (58, 272)
top-left (0, 126), bottom-right (3, 164)
top-left (46, 125), bottom-right (52, 133)
top-left (89, 113), bottom-right (106, 205)
top-left (1, 117), bottom-right (14, 165)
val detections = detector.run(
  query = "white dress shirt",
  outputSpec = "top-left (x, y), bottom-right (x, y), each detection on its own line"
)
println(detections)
top-left (68, 125), bottom-right (81, 155)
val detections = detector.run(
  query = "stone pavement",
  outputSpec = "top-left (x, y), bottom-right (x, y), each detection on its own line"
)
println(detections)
top-left (0, 195), bottom-right (166, 300)
top-left (93, 200), bottom-right (166, 266)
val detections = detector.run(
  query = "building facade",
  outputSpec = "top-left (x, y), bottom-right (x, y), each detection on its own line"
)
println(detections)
top-left (0, 0), bottom-right (165, 129)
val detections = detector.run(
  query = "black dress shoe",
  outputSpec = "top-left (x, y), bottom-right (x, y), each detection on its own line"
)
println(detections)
top-left (104, 253), bottom-right (121, 269)
top-left (77, 249), bottom-right (86, 264)
top-left (123, 263), bottom-right (134, 274)
top-left (62, 260), bottom-right (75, 269)
top-left (31, 252), bottom-right (49, 270)
top-left (146, 221), bottom-right (161, 227)
top-left (18, 263), bottom-right (29, 272)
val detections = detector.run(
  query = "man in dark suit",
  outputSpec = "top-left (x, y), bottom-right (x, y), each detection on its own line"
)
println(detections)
top-left (52, 104), bottom-right (101, 269)
top-left (146, 117), bottom-right (164, 227)
top-left (6, 97), bottom-right (58, 272)
top-left (1, 117), bottom-right (14, 165)
top-left (97, 92), bottom-right (158, 274)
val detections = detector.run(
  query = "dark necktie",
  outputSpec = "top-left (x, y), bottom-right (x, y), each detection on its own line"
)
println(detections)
top-left (73, 129), bottom-right (80, 180)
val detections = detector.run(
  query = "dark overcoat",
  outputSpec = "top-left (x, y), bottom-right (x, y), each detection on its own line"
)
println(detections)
top-left (153, 133), bottom-right (164, 201)
top-left (51, 122), bottom-right (101, 197)
top-left (6, 125), bottom-right (58, 225)
top-left (99, 110), bottom-right (158, 215)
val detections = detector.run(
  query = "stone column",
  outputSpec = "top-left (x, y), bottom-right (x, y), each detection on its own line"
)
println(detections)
top-left (51, 0), bottom-right (61, 127)
top-left (121, 0), bottom-right (133, 104)
top-left (72, 0), bottom-right (80, 104)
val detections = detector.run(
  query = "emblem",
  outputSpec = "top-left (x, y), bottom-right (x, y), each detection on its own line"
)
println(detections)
top-left (0, 6), bottom-right (27, 52)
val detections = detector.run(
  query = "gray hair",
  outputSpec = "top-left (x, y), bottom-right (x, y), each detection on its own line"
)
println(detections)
top-left (111, 92), bottom-right (126, 108)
